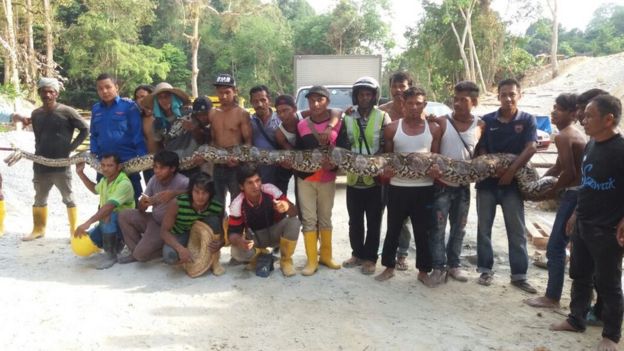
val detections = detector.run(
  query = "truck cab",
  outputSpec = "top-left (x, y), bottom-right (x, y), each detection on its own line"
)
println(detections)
top-left (295, 85), bottom-right (353, 112)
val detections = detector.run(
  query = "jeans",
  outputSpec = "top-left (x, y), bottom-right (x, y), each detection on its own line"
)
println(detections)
top-left (347, 185), bottom-right (384, 262)
top-left (567, 220), bottom-right (624, 343)
top-left (430, 184), bottom-right (470, 269)
top-left (213, 165), bottom-right (240, 207)
top-left (162, 232), bottom-right (190, 265)
top-left (476, 185), bottom-right (528, 281)
top-left (381, 185), bottom-right (434, 271)
top-left (88, 212), bottom-right (121, 248)
top-left (545, 189), bottom-right (577, 300)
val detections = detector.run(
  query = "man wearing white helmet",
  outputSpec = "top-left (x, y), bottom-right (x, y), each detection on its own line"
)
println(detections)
top-left (342, 77), bottom-right (391, 275)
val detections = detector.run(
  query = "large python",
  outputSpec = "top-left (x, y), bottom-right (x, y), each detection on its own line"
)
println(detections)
top-left (3, 145), bottom-right (556, 201)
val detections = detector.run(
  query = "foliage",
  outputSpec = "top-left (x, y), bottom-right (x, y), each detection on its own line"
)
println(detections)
top-left (0, 0), bottom-right (622, 108)
top-left (523, 4), bottom-right (624, 57)
top-left (158, 43), bottom-right (191, 89)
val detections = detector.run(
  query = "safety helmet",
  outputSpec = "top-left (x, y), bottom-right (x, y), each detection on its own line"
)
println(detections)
top-left (352, 76), bottom-right (381, 106)
top-left (71, 235), bottom-right (101, 257)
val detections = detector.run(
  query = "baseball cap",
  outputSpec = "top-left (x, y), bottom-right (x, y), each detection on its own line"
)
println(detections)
top-left (214, 73), bottom-right (236, 87)
top-left (192, 96), bottom-right (212, 114)
top-left (305, 85), bottom-right (330, 99)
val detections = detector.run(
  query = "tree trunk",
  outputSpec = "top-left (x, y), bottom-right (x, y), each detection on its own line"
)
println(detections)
top-left (450, 22), bottom-right (471, 81)
top-left (3, 0), bottom-right (20, 90)
top-left (43, 0), bottom-right (54, 76)
top-left (468, 24), bottom-right (487, 93)
top-left (188, 4), bottom-right (200, 98)
top-left (548, 0), bottom-right (559, 78)
top-left (25, 0), bottom-right (38, 98)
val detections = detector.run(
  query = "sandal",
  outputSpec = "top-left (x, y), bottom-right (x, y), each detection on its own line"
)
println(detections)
top-left (396, 256), bottom-right (408, 271)
top-left (361, 261), bottom-right (376, 275)
top-left (342, 256), bottom-right (363, 268)
top-left (478, 272), bottom-right (494, 286)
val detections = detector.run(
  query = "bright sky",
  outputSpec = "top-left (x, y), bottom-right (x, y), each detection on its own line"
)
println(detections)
top-left (308, 0), bottom-right (620, 53)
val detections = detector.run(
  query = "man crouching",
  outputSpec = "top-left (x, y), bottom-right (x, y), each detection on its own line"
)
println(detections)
top-left (75, 153), bottom-right (135, 269)
top-left (159, 173), bottom-right (224, 271)
top-left (228, 164), bottom-right (300, 277)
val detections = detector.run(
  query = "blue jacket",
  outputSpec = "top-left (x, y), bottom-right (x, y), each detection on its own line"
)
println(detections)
top-left (90, 96), bottom-right (147, 162)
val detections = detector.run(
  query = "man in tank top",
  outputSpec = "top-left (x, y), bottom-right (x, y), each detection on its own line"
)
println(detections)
top-left (375, 87), bottom-right (442, 285)
top-left (427, 81), bottom-right (484, 286)
top-left (379, 71), bottom-right (415, 270)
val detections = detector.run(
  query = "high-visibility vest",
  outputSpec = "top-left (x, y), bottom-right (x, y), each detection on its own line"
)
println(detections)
top-left (344, 108), bottom-right (384, 187)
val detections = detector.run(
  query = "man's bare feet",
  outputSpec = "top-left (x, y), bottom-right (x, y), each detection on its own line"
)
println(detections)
top-left (524, 296), bottom-right (560, 308)
top-left (418, 271), bottom-right (435, 288)
top-left (596, 337), bottom-right (618, 351)
top-left (375, 268), bottom-right (395, 281)
top-left (550, 320), bottom-right (581, 332)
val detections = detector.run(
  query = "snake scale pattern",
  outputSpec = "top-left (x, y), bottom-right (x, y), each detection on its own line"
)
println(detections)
top-left (3, 145), bottom-right (557, 201)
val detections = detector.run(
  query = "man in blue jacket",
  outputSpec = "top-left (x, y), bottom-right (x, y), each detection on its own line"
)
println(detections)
top-left (90, 73), bottom-right (147, 201)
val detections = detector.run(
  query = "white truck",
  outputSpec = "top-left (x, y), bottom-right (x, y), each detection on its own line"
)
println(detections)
top-left (294, 55), bottom-right (382, 111)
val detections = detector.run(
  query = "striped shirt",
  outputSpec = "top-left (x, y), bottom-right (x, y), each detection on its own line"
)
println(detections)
top-left (171, 194), bottom-right (223, 235)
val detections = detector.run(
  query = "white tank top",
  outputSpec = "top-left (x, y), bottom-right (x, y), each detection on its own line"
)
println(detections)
top-left (391, 119), bottom-right (434, 187)
top-left (440, 115), bottom-right (479, 186)
top-left (278, 123), bottom-right (296, 146)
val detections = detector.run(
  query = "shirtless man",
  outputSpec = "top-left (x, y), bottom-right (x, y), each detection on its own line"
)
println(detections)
top-left (376, 87), bottom-right (442, 285)
top-left (379, 71), bottom-right (414, 271)
top-left (379, 71), bottom-right (412, 121)
top-left (525, 93), bottom-right (586, 308)
top-left (207, 73), bottom-right (252, 206)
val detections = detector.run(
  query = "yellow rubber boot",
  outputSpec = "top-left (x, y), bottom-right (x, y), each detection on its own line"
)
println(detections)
top-left (279, 237), bottom-right (297, 277)
top-left (319, 229), bottom-right (341, 269)
top-left (22, 206), bottom-right (47, 241)
top-left (0, 200), bottom-right (5, 237)
top-left (301, 231), bottom-right (319, 276)
top-left (67, 207), bottom-right (78, 237)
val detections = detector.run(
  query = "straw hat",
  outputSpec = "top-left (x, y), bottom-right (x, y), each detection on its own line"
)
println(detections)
top-left (140, 82), bottom-right (191, 110)
top-left (183, 220), bottom-right (220, 278)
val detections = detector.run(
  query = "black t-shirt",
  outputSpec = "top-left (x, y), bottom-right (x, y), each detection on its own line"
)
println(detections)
top-left (576, 134), bottom-right (624, 228)
top-left (31, 104), bottom-right (89, 173)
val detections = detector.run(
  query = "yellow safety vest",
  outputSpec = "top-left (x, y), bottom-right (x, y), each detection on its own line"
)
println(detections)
top-left (344, 108), bottom-right (384, 187)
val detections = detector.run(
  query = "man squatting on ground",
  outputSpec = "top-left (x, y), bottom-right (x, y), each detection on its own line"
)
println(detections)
top-left (12, 78), bottom-right (89, 241)
top-left (159, 173), bottom-right (224, 268)
top-left (376, 86), bottom-right (442, 285)
top-left (74, 154), bottom-right (135, 270)
top-left (340, 77), bottom-right (390, 275)
top-left (427, 81), bottom-right (484, 285)
top-left (475, 78), bottom-right (538, 293)
top-left (228, 165), bottom-right (300, 277)
top-left (550, 94), bottom-right (624, 351)
top-left (524, 93), bottom-right (586, 308)
top-left (117, 150), bottom-right (189, 264)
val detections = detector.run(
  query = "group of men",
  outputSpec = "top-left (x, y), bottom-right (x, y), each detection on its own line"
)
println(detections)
top-left (4, 70), bottom-right (624, 351)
